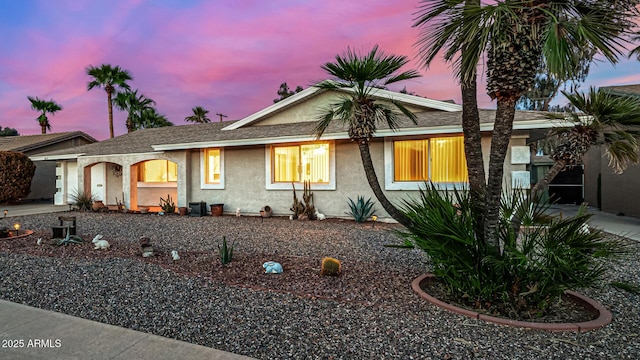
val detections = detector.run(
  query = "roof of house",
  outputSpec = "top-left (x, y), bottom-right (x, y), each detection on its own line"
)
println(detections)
top-left (31, 108), bottom-right (557, 161)
top-left (601, 84), bottom-right (640, 97)
top-left (0, 131), bottom-right (97, 153)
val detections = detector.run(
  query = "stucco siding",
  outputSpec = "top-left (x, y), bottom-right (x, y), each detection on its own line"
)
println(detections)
top-left (256, 91), bottom-right (432, 126)
top-left (184, 135), bottom-right (528, 219)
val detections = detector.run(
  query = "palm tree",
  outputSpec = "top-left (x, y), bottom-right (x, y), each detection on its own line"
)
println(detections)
top-left (314, 45), bottom-right (420, 227)
top-left (114, 90), bottom-right (155, 133)
top-left (414, 0), bottom-right (639, 247)
top-left (630, 33), bottom-right (640, 60)
top-left (27, 96), bottom-right (62, 134)
top-left (86, 64), bottom-right (133, 138)
top-left (531, 87), bottom-right (640, 199)
top-left (132, 108), bottom-right (174, 130)
top-left (184, 106), bottom-right (211, 123)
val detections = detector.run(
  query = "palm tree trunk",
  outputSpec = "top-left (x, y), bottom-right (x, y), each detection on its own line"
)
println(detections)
top-left (357, 140), bottom-right (412, 227)
top-left (461, 0), bottom-right (486, 243)
top-left (461, 74), bottom-right (486, 242)
top-left (41, 124), bottom-right (46, 134)
top-left (530, 159), bottom-right (567, 201)
top-left (107, 90), bottom-right (115, 138)
top-left (483, 97), bottom-right (517, 249)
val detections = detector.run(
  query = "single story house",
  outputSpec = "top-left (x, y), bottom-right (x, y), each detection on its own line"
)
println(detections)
top-left (0, 132), bottom-right (96, 201)
top-left (583, 84), bottom-right (640, 217)
top-left (31, 86), bottom-right (555, 219)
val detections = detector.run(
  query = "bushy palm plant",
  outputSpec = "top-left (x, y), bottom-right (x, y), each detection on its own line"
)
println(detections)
top-left (399, 183), bottom-right (630, 316)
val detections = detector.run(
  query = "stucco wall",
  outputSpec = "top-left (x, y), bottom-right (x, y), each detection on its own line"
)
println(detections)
top-left (256, 91), bottom-right (430, 126)
top-left (186, 135), bottom-right (528, 219)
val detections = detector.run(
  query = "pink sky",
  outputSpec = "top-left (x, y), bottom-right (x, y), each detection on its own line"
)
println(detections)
top-left (1, 0), bottom-right (638, 140)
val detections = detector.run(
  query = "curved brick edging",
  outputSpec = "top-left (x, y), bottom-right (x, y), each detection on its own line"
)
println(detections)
top-left (412, 274), bottom-right (612, 332)
top-left (1, 230), bottom-right (35, 240)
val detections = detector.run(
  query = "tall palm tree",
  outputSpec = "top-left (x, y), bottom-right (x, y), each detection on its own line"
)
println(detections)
top-left (86, 64), bottom-right (133, 138)
top-left (27, 96), bottom-right (62, 134)
top-left (531, 87), bottom-right (640, 198)
top-left (114, 90), bottom-right (155, 133)
top-left (184, 106), bottom-right (211, 123)
top-left (414, 0), bottom-right (639, 247)
top-left (314, 45), bottom-right (421, 227)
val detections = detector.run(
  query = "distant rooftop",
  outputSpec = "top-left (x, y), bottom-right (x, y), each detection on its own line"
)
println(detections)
top-left (601, 84), bottom-right (640, 97)
top-left (0, 131), bottom-right (97, 153)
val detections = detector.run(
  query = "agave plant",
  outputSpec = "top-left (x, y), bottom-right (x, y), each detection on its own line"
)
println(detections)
top-left (345, 196), bottom-right (376, 223)
top-left (218, 236), bottom-right (234, 265)
top-left (54, 229), bottom-right (83, 246)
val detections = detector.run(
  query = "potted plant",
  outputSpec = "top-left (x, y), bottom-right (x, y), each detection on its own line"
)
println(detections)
top-left (210, 203), bottom-right (224, 216)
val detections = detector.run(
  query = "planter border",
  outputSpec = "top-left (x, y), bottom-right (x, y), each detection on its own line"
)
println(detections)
top-left (1, 230), bottom-right (35, 240)
top-left (412, 274), bottom-right (612, 332)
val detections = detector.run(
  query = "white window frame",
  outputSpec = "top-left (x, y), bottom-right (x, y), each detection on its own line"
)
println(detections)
top-left (137, 159), bottom-right (178, 188)
top-left (384, 137), bottom-right (468, 191)
top-left (265, 141), bottom-right (336, 190)
top-left (200, 148), bottom-right (225, 189)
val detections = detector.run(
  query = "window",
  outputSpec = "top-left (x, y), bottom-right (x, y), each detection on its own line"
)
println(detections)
top-left (138, 160), bottom-right (177, 183)
top-left (266, 142), bottom-right (335, 190)
top-left (200, 148), bottom-right (224, 189)
top-left (204, 149), bottom-right (221, 184)
top-left (385, 136), bottom-right (468, 190)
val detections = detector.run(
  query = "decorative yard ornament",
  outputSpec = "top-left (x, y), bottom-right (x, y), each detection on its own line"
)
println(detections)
top-left (37, 237), bottom-right (42, 245)
top-left (236, 208), bottom-right (241, 217)
top-left (171, 250), bottom-right (180, 261)
top-left (92, 234), bottom-right (110, 250)
top-left (263, 261), bottom-right (283, 274)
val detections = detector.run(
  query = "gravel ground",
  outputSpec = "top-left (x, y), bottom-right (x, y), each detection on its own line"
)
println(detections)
top-left (1, 211), bottom-right (639, 359)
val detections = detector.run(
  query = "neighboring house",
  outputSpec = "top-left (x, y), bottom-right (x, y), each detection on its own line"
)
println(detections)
top-left (0, 132), bottom-right (97, 201)
top-left (583, 84), bottom-right (640, 217)
top-left (31, 87), bottom-right (554, 219)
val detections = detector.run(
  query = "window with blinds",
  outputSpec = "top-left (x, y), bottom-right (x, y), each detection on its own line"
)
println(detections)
top-left (393, 136), bottom-right (468, 183)
top-left (272, 143), bottom-right (330, 184)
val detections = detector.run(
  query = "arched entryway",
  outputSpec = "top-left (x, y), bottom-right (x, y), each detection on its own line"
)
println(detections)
top-left (83, 162), bottom-right (125, 207)
top-left (130, 159), bottom-right (178, 211)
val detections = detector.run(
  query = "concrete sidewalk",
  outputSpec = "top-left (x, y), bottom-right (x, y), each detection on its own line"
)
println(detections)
top-left (0, 300), bottom-right (254, 360)
top-left (548, 204), bottom-right (640, 241)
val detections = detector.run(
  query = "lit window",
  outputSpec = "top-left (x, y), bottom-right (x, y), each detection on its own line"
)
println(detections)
top-left (387, 136), bottom-right (467, 187)
top-left (272, 143), bottom-right (330, 184)
top-left (430, 137), bottom-right (468, 183)
top-left (204, 149), bottom-right (221, 184)
top-left (394, 139), bottom-right (429, 181)
top-left (138, 160), bottom-right (177, 183)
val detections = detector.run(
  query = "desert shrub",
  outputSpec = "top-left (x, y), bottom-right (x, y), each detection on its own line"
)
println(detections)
top-left (0, 151), bottom-right (36, 203)
top-left (345, 196), bottom-right (376, 223)
top-left (159, 194), bottom-right (176, 214)
top-left (70, 189), bottom-right (96, 211)
top-left (398, 183), bottom-right (630, 316)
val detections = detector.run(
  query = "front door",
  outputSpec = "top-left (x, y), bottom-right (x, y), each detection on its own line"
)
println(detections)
top-left (91, 163), bottom-right (106, 203)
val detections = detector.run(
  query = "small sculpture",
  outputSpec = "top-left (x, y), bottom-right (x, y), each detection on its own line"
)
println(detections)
top-left (263, 261), bottom-right (283, 274)
top-left (92, 234), bottom-right (110, 250)
top-left (236, 208), bottom-right (241, 217)
top-left (171, 250), bottom-right (180, 261)
top-left (315, 209), bottom-right (326, 221)
top-left (140, 236), bottom-right (153, 257)
top-left (37, 237), bottom-right (42, 245)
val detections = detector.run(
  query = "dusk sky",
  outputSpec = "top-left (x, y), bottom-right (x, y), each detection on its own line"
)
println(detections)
top-left (1, 0), bottom-right (639, 140)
